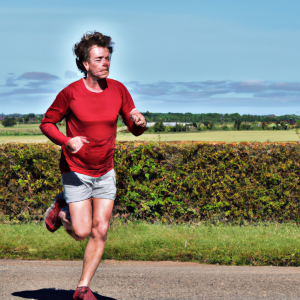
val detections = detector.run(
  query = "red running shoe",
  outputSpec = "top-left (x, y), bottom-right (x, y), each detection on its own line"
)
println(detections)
top-left (73, 287), bottom-right (97, 300)
top-left (44, 192), bottom-right (66, 233)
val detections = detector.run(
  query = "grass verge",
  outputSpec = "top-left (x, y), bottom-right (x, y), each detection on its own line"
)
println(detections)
top-left (1, 221), bottom-right (300, 266)
top-left (117, 130), bottom-right (300, 142)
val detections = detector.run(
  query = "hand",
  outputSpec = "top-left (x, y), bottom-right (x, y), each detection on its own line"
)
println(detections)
top-left (130, 109), bottom-right (147, 127)
top-left (66, 136), bottom-right (89, 153)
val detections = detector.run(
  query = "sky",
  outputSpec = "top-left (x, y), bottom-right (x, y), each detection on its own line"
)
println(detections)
top-left (1, 0), bottom-right (300, 116)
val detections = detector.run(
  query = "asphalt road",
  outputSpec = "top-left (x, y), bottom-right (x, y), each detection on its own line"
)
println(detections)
top-left (1, 259), bottom-right (300, 300)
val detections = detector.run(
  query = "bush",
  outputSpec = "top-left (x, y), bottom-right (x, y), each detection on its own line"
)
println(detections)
top-left (2, 117), bottom-right (17, 127)
top-left (0, 143), bottom-right (61, 221)
top-left (2, 142), bottom-right (300, 224)
top-left (240, 123), bottom-right (251, 130)
top-left (192, 122), bottom-right (202, 131)
top-left (153, 121), bottom-right (166, 132)
top-left (221, 125), bottom-right (229, 131)
top-left (234, 119), bottom-right (241, 130)
top-left (203, 121), bottom-right (214, 130)
top-left (170, 123), bottom-right (189, 132)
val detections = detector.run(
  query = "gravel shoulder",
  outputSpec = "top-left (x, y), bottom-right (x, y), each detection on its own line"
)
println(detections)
top-left (2, 259), bottom-right (300, 299)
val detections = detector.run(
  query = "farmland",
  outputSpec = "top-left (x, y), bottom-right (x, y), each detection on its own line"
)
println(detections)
top-left (117, 130), bottom-right (300, 143)
top-left (0, 123), bottom-right (299, 143)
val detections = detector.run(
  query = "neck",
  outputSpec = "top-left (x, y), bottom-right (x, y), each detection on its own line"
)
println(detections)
top-left (84, 75), bottom-right (107, 92)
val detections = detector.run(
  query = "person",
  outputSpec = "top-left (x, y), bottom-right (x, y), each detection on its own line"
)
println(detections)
top-left (40, 31), bottom-right (147, 300)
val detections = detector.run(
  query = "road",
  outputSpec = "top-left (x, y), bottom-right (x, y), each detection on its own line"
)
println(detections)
top-left (1, 259), bottom-right (300, 299)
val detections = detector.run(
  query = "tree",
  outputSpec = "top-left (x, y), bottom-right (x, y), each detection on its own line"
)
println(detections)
top-left (234, 119), bottom-right (242, 130)
top-left (280, 121), bottom-right (288, 130)
top-left (2, 117), bottom-right (16, 127)
top-left (27, 113), bottom-right (35, 119)
top-left (153, 121), bottom-right (166, 132)
top-left (192, 122), bottom-right (202, 131)
top-left (261, 122), bottom-right (268, 130)
top-left (24, 113), bottom-right (35, 123)
top-left (203, 121), bottom-right (214, 130)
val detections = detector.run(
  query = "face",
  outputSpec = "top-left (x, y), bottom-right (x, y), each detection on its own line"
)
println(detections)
top-left (83, 46), bottom-right (111, 79)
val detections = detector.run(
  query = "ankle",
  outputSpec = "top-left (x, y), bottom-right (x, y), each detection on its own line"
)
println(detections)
top-left (78, 281), bottom-right (89, 288)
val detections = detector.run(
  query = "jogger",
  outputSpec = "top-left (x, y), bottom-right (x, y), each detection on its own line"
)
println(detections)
top-left (40, 31), bottom-right (147, 300)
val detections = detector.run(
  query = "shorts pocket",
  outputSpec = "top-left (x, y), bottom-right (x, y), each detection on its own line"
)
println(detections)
top-left (62, 172), bottom-right (86, 187)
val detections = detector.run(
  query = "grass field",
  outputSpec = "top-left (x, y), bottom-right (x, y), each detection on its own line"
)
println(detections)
top-left (0, 123), bottom-right (40, 130)
top-left (0, 124), bottom-right (299, 143)
top-left (117, 130), bottom-right (300, 143)
top-left (1, 221), bottom-right (300, 266)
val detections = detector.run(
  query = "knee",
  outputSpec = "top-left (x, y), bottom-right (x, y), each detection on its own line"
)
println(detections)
top-left (91, 223), bottom-right (109, 242)
top-left (73, 228), bottom-right (90, 240)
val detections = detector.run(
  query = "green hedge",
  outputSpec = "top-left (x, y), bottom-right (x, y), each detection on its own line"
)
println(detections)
top-left (1, 142), bottom-right (300, 223)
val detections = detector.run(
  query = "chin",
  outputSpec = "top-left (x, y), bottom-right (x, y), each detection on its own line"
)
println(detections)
top-left (99, 73), bottom-right (109, 79)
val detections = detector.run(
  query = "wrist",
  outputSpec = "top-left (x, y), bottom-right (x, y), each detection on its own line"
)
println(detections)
top-left (130, 108), bottom-right (139, 114)
top-left (63, 137), bottom-right (71, 147)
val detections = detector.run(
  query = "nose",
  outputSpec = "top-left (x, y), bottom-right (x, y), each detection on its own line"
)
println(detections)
top-left (102, 59), bottom-right (110, 67)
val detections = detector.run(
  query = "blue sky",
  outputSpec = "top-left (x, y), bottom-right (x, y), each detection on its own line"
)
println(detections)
top-left (1, 0), bottom-right (300, 115)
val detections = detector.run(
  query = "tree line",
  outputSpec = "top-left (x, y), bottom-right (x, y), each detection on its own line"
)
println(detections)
top-left (141, 112), bottom-right (299, 124)
top-left (0, 113), bottom-right (44, 127)
top-left (1, 112), bottom-right (299, 128)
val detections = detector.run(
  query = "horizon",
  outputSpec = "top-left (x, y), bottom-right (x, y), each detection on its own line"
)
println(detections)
top-left (1, 112), bottom-right (299, 118)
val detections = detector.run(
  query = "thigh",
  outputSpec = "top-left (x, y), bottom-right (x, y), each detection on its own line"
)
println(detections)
top-left (92, 169), bottom-right (116, 201)
top-left (92, 198), bottom-right (114, 228)
top-left (69, 198), bottom-right (93, 233)
top-left (62, 172), bottom-right (93, 204)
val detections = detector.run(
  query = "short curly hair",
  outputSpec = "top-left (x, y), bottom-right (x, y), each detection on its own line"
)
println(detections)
top-left (73, 31), bottom-right (114, 78)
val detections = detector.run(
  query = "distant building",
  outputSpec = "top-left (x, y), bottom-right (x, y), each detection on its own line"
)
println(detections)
top-left (147, 122), bottom-right (189, 127)
top-left (0, 116), bottom-right (5, 121)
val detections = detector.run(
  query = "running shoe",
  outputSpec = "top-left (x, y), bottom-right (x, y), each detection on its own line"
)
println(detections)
top-left (73, 286), bottom-right (97, 300)
top-left (44, 192), bottom-right (66, 233)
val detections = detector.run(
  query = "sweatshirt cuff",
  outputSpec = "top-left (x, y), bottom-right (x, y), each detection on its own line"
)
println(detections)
top-left (62, 136), bottom-right (71, 147)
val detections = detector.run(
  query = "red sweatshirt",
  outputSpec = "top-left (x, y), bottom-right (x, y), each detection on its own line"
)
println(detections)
top-left (40, 78), bottom-right (146, 176)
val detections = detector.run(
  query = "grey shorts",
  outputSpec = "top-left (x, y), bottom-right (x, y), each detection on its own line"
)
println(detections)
top-left (61, 169), bottom-right (116, 204)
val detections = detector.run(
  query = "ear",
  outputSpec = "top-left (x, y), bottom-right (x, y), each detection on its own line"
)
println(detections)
top-left (82, 61), bottom-right (89, 72)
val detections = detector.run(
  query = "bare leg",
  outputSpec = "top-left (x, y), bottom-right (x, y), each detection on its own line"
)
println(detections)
top-left (60, 199), bottom-right (93, 242)
top-left (58, 198), bottom-right (114, 287)
top-left (77, 198), bottom-right (114, 287)
top-left (58, 211), bottom-right (85, 241)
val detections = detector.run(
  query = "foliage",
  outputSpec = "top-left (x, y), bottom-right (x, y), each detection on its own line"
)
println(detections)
top-left (192, 122), bottom-right (202, 131)
top-left (141, 112), bottom-right (300, 125)
top-left (240, 123), bottom-right (251, 130)
top-left (234, 119), bottom-right (242, 130)
top-left (169, 123), bottom-right (190, 132)
top-left (2, 142), bottom-right (300, 225)
top-left (280, 121), bottom-right (288, 130)
top-left (153, 121), bottom-right (166, 132)
top-left (2, 117), bottom-right (17, 127)
top-left (202, 121), bottom-right (214, 130)
top-left (0, 143), bottom-right (62, 221)
top-left (221, 125), bottom-right (230, 131)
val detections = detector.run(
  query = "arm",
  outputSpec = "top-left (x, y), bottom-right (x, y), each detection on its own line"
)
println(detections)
top-left (40, 90), bottom-right (70, 146)
top-left (40, 90), bottom-right (89, 152)
top-left (40, 123), bottom-right (70, 146)
top-left (118, 83), bottom-right (147, 136)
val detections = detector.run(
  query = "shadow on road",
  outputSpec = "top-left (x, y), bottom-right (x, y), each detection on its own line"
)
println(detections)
top-left (12, 288), bottom-right (117, 300)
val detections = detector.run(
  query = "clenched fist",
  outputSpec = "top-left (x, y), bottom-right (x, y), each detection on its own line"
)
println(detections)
top-left (130, 109), bottom-right (146, 127)
top-left (66, 136), bottom-right (89, 153)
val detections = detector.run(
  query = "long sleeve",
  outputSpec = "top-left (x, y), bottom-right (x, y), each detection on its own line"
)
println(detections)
top-left (40, 89), bottom-right (71, 146)
top-left (118, 83), bottom-right (146, 136)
